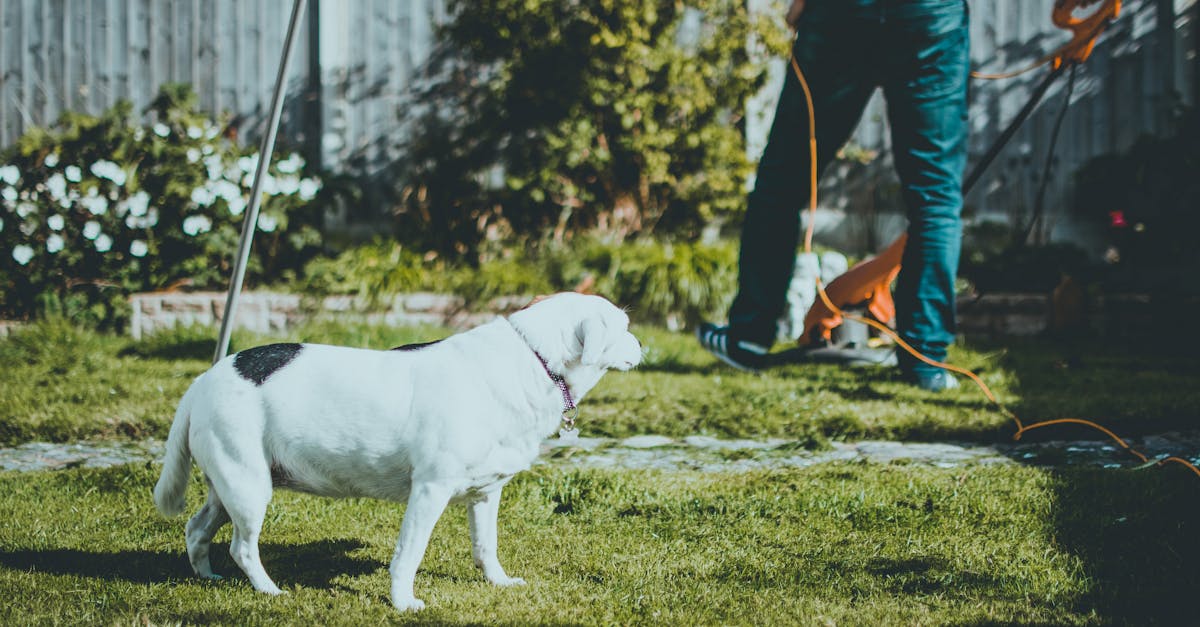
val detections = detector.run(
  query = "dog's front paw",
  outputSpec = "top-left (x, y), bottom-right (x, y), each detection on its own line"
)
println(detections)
top-left (490, 575), bottom-right (526, 587)
top-left (392, 597), bottom-right (426, 612)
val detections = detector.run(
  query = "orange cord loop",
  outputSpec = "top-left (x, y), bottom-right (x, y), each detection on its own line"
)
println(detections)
top-left (1052, 0), bottom-right (1121, 66)
top-left (786, 0), bottom-right (1197, 479)
top-left (970, 0), bottom-right (1120, 80)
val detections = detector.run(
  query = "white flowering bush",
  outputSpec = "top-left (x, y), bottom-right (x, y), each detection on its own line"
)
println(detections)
top-left (0, 85), bottom-right (325, 326)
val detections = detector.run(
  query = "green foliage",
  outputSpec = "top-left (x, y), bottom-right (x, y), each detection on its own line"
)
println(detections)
top-left (0, 84), bottom-right (325, 327)
top-left (960, 221), bottom-right (1091, 293)
top-left (396, 0), bottom-right (788, 255)
top-left (296, 237), bottom-right (737, 323)
top-left (542, 237), bottom-right (739, 325)
top-left (1072, 108), bottom-right (1200, 293)
top-left (299, 241), bottom-right (435, 309)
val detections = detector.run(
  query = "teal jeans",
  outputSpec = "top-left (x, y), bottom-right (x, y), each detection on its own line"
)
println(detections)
top-left (728, 0), bottom-right (970, 376)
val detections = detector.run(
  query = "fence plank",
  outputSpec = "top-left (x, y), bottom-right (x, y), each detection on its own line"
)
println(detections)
top-left (0, 0), bottom-right (1192, 248)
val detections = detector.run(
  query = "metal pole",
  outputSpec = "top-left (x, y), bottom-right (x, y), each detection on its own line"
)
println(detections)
top-left (213, 0), bottom-right (308, 364)
top-left (963, 63), bottom-right (1067, 195)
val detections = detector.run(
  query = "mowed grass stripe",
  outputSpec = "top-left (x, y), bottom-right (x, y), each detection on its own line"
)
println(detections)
top-left (0, 463), bottom-right (1196, 625)
top-left (3, 320), bottom-right (1199, 447)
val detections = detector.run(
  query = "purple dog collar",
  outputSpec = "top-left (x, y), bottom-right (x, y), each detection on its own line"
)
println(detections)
top-left (534, 352), bottom-right (579, 432)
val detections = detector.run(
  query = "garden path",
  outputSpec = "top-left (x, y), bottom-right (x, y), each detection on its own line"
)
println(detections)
top-left (3, 432), bottom-right (1199, 473)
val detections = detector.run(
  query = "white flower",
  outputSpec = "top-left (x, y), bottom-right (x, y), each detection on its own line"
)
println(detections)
top-left (82, 193), bottom-right (109, 216)
top-left (127, 190), bottom-right (150, 217)
top-left (278, 176), bottom-right (300, 195)
top-left (298, 178), bottom-right (320, 201)
top-left (43, 153), bottom-right (59, 168)
top-left (261, 174), bottom-right (280, 196)
top-left (47, 214), bottom-right (65, 230)
top-left (182, 215), bottom-right (213, 236)
top-left (213, 180), bottom-right (243, 204)
top-left (201, 144), bottom-right (214, 156)
top-left (133, 127), bottom-right (145, 141)
top-left (186, 148), bottom-right (201, 163)
top-left (16, 202), bottom-right (35, 218)
top-left (153, 122), bottom-right (171, 137)
top-left (204, 155), bottom-right (224, 180)
top-left (12, 244), bottom-right (34, 265)
top-left (187, 126), bottom-right (203, 139)
top-left (0, 165), bottom-right (19, 185)
top-left (205, 124), bottom-right (220, 140)
top-left (130, 240), bottom-right (148, 257)
top-left (90, 160), bottom-right (127, 185)
top-left (65, 165), bottom-right (83, 182)
top-left (46, 233), bottom-right (64, 253)
top-left (276, 153), bottom-right (303, 174)
top-left (190, 186), bottom-right (216, 206)
top-left (46, 173), bottom-right (68, 201)
top-left (257, 213), bottom-right (278, 232)
top-left (20, 220), bottom-right (35, 235)
top-left (226, 195), bottom-right (246, 216)
top-left (94, 233), bottom-right (113, 252)
top-left (1, 186), bottom-right (16, 202)
top-left (61, 189), bottom-right (77, 209)
top-left (125, 208), bottom-right (159, 229)
top-left (83, 220), bottom-right (102, 240)
top-left (237, 154), bottom-right (260, 174)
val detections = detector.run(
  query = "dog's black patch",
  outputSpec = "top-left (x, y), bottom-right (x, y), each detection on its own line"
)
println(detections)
top-left (233, 343), bottom-right (303, 386)
top-left (390, 339), bottom-right (444, 352)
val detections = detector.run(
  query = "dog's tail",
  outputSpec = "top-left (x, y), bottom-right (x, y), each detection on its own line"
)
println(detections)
top-left (153, 378), bottom-right (199, 517)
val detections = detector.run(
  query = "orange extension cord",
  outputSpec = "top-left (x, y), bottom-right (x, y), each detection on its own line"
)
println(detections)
top-left (786, 0), bottom-right (1200, 479)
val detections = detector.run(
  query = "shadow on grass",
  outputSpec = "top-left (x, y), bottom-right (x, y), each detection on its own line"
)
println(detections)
top-left (118, 336), bottom-right (217, 361)
top-left (1045, 469), bottom-right (1200, 624)
top-left (635, 360), bottom-right (729, 375)
top-left (0, 539), bottom-right (378, 589)
top-left (991, 334), bottom-right (1200, 623)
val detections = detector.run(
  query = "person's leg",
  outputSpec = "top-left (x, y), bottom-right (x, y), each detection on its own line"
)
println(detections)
top-left (725, 6), bottom-right (878, 349)
top-left (881, 0), bottom-right (970, 382)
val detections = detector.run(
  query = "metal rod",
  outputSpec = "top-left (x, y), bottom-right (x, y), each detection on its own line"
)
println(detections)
top-left (213, 0), bottom-right (308, 364)
top-left (962, 63), bottom-right (1067, 195)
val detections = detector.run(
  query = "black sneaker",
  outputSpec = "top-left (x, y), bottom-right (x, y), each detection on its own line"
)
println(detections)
top-left (696, 323), bottom-right (769, 372)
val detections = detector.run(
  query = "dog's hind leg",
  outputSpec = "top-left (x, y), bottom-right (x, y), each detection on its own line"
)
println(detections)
top-left (468, 485), bottom-right (524, 587)
top-left (203, 451), bottom-right (283, 595)
top-left (390, 480), bottom-right (454, 612)
top-left (186, 477), bottom-right (230, 579)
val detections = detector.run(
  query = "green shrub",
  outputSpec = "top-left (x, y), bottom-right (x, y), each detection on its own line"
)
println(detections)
top-left (960, 221), bottom-right (1091, 293)
top-left (1072, 109), bottom-right (1200, 293)
top-left (0, 84), bottom-right (325, 327)
top-left (296, 237), bottom-right (737, 325)
top-left (395, 0), bottom-right (788, 255)
top-left (543, 237), bottom-right (739, 325)
top-left (299, 240), bottom-right (434, 309)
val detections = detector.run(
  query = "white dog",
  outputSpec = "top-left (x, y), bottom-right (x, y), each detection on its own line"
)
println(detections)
top-left (153, 292), bottom-right (642, 611)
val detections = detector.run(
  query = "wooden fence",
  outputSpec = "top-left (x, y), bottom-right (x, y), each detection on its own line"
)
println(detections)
top-left (0, 0), bottom-right (446, 173)
top-left (1, 0), bottom-right (1196, 249)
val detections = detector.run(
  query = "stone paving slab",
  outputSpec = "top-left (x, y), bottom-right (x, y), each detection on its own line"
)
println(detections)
top-left (0, 440), bottom-right (165, 472)
top-left (3, 432), bottom-right (1198, 474)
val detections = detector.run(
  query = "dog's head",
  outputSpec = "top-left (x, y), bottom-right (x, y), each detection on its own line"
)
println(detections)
top-left (508, 292), bottom-right (642, 375)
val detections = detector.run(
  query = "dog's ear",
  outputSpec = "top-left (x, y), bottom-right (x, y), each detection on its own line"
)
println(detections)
top-left (577, 317), bottom-right (607, 366)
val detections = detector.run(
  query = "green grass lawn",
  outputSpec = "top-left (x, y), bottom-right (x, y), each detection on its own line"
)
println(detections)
top-left (1, 463), bottom-right (1197, 625)
top-left (1, 320), bottom-right (1198, 624)
top-left (3, 319), bottom-right (1199, 447)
